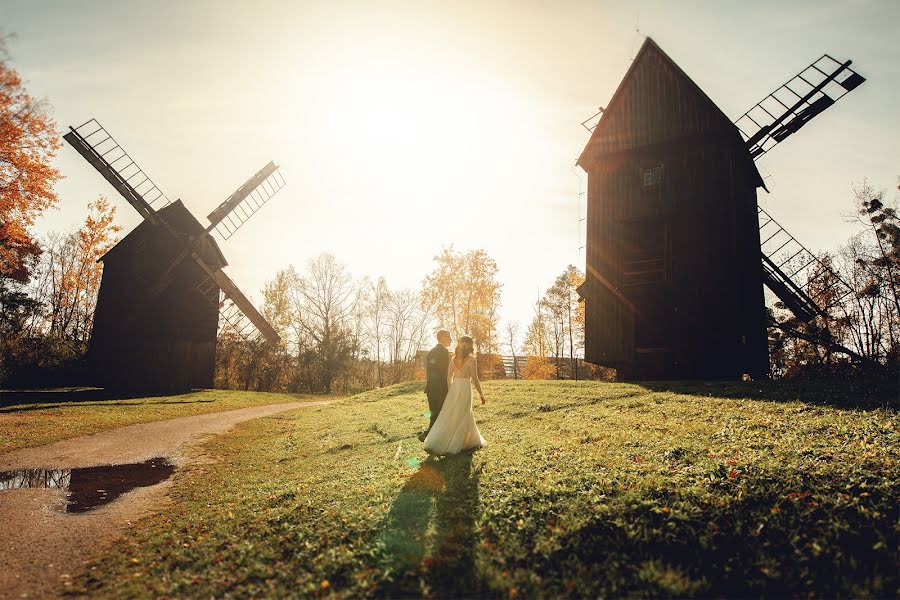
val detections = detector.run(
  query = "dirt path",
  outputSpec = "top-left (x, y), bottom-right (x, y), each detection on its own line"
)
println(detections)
top-left (0, 400), bottom-right (331, 599)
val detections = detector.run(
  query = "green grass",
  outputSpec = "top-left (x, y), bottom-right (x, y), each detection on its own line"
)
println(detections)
top-left (0, 388), bottom-right (330, 452)
top-left (74, 379), bottom-right (898, 598)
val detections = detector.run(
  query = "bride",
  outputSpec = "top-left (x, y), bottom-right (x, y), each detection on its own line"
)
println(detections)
top-left (424, 335), bottom-right (487, 455)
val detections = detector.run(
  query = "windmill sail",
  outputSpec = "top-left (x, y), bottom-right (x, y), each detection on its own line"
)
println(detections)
top-left (63, 119), bottom-right (171, 221)
top-left (206, 161), bottom-right (286, 240)
top-left (757, 206), bottom-right (853, 321)
top-left (735, 54), bottom-right (865, 160)
top-left (728, 56), bottom-right (865, 326)
top-left (196, 269), bottom-right (280, 343)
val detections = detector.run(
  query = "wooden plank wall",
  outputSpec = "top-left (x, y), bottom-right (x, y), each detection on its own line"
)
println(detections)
top-left (89, 210), bottom-right (223, 390)
top-left (581, 43), bottom-right (769, 378)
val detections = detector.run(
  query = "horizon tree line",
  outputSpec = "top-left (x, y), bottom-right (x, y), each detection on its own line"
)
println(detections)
top-left (0, 41), bottom-right (895, 388)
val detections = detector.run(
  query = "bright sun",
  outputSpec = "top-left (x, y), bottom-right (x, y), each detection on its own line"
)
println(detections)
top-left (273, 48), bottom-right (550, 233)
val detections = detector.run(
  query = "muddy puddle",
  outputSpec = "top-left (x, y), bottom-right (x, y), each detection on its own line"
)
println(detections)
top-left (0, 457), bottom-right (175, 513)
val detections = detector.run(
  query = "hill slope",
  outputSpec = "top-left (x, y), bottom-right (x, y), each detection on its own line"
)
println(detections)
top-left (79, 379), bottom-right (899, 598)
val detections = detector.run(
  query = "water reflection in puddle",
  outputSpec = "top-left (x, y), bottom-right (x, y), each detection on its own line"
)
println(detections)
top-left (0, 457), bottom-right (175, 513)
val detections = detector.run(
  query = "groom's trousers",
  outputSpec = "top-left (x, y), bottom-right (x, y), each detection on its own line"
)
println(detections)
top-left (425, 382), bottom-right (447, 431)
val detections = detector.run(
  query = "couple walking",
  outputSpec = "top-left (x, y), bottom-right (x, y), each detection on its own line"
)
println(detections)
top-left (418, 329), bottom-right (487, 455)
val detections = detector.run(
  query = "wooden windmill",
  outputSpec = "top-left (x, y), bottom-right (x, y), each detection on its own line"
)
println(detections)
top-left (64, 119), bottom-right (286, 391)
top-left (577, 38), bottom-right (865, 379)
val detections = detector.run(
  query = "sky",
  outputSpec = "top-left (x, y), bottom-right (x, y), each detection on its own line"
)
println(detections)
top-left (3, 0), bottom-right (898, 343)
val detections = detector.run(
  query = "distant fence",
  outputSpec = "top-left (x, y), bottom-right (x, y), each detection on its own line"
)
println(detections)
top-left (495, 355), bottom-right (597, 380)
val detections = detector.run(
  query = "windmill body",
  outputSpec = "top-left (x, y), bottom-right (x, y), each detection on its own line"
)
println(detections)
top-left (578, 38), bottom-right (769, 379)
top-left (90, 201), bottom-right (226, 391)
top-left (64, 119), bottom-right (286, 392)
top-left (578, 38), bottom-right (865, 379)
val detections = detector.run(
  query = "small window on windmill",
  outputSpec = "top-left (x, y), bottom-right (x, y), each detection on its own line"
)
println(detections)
top-left (641, 165), bottom-right (662, 187)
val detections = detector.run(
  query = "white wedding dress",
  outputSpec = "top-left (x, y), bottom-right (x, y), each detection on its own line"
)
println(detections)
top-left (424, 354), bottom-right (487, 455)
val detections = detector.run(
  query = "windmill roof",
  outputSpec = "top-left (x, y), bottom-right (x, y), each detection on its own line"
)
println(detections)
top-left (577, 37), bottom-right (765, 189)
top-left (100, 200), bottom-right (228, 269)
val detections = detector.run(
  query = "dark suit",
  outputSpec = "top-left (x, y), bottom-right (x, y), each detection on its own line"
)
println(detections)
top-left (424, 343), bottom-right (450, 431)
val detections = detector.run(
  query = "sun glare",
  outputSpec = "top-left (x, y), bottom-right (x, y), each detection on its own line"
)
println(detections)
top-left (273, 47), bottom-right (551, 242)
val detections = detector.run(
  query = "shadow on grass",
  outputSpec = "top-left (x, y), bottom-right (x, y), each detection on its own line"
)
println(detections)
top-left (378, 452), bottom-right (483, 598)
top-left (0, 388), bottom-right (204, 410)
top-left (511, 466), bottom-right (898, 598)
top-left (638, 374), bottom-right (898, 411)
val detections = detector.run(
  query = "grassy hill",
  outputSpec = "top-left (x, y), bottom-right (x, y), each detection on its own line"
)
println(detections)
top-left (0, 388), bottom-right (329, 452)
top-left (76, 379), bottom-right (898, 598)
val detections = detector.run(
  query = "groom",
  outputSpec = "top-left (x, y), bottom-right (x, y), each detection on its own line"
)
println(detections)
top-left (418, 329), bottom-right (451, 442)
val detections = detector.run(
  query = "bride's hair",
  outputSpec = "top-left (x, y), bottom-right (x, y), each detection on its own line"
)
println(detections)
top-left (455, 335), bottom-right (475, 359)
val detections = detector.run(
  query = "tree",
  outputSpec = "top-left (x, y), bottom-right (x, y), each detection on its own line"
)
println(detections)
top-left (385, 288), bottom-right (430, 384)
top-left (768, 254), bottom-right (851, 377)
top-left (290, 253), bottom-right (358, 393)
top-left (421, 246), bottom-right (501, 352)
top-left (214, 332), bottom-right (281, 392)
top-left (1, 197), bottom-right (118, 386)
top-left (368, 277), bottom-right (391, 387)
top-left (29, 197), bottom-right (120, 343)
top-left (769, 178), bottom-right (899, 375)
top-left (544, 265), bottom-right (584, 379)
top-left (521, 296), bottom-right (554, 380)
top-left (0, 39), bottom-right (64, 381)
top-left (254, 267), bottom-right (300, 391)
top-left (0, 279), bottom-right (41, 381)
top-left (837, 236), bottom-right (890, 362)
top-left (837, 179), bottom-right (900, 366)
top-left (853, 180), bottom-right (900, 331)
top-left (523, 295), bottom-right (551, 358)
top-left (519, 266), bottom-right (586, 380)
top-left (345, 280), bottom-right (372, 391)
top-left (504, 320), bottom-right (520, 379)
top-left (0, 43), bottom-right (62, 284)
top-left (261, 266), bottom-right (296, 348)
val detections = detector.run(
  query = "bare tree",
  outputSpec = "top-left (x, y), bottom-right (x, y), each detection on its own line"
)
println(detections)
top-left (505, 320), bottom-right (521, 379)
top-left (290, 254), bottom-right (358, 393)
top-left (852, 180), bottom-right (900, 320)
top-left (386, 289), bottom-right (430, 384)
top-left (523, 293), bottom-right (550, 357)
top-left (368, 277), bottom-right (391, 387)
top-left (347, 281), bottom-right (373, 391)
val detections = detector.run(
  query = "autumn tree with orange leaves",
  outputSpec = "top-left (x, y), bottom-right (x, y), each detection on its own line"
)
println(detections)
top-left (0, 40), bottom-right (62, 284)
top-left (27, 197), bottom-right (121, 343)
top-left (421, 246), bottom-right (502, 354)
top-left (2, 197), bottom-right (119, 385)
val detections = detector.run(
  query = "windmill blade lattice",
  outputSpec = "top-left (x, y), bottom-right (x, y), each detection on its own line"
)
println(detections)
top-left (195, 276), bottom-right (257, 342)
top-left (736, 54), bottom-right (865, 160)
top-left (63, 119), bottom-right (171, 221)
top-left (758, 205), bottom-right (854, 321)
top-left (219, 300), bottom-right (266, 342)
top-left (196, 270), bottom-right (279, 344)
top-left (195, 276), bottom-right (267, 342)
top-left (212, 296), bottom-right (263, 342)
top-left (207, 161), bottom-right (286, 240)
